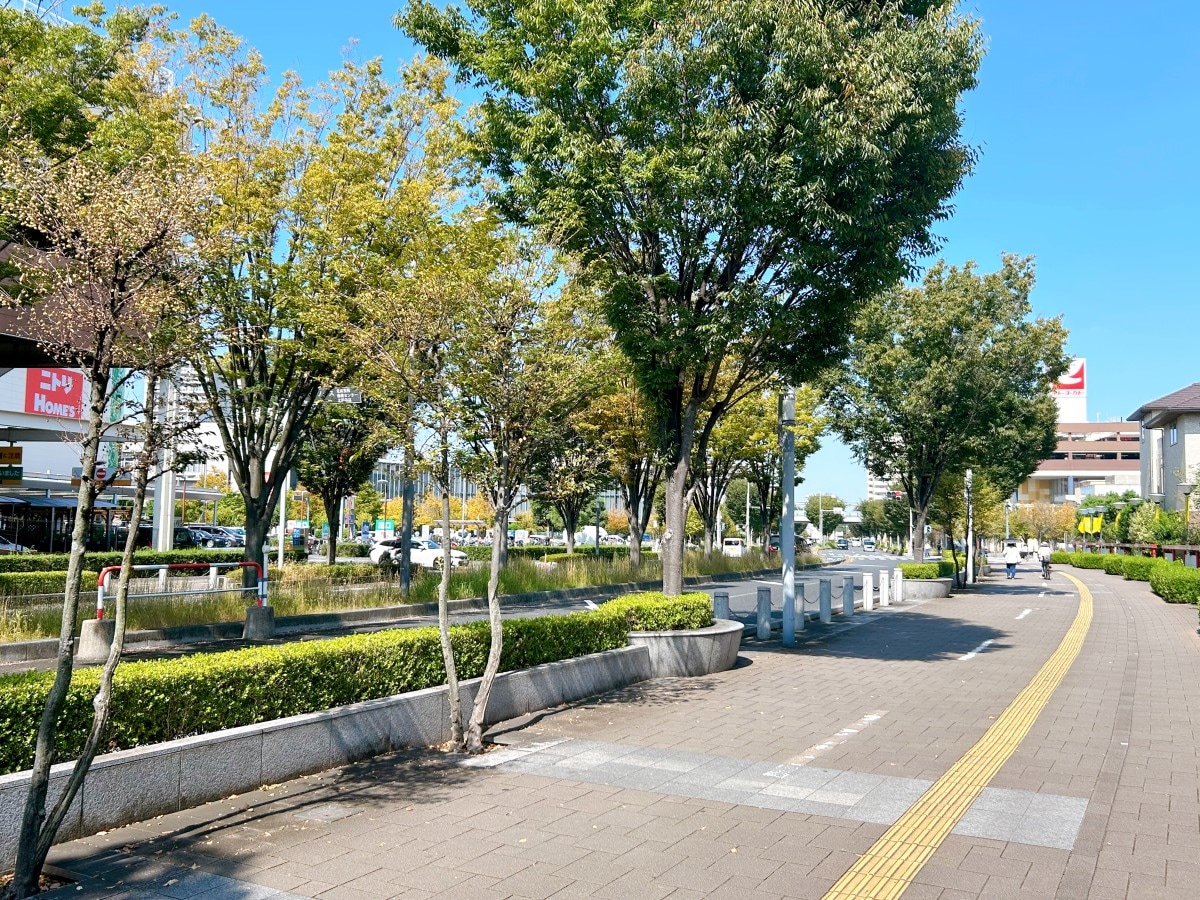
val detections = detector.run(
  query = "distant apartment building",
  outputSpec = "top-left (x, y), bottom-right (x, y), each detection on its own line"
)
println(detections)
top-left (1129, 382), bottom-right (1200, 512)
top-left (1014, 360), bottom-right (1140, 505)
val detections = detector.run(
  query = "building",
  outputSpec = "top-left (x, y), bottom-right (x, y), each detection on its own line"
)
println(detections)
top-left (1014, 359), bottom-right (1140, 505)
top-left (1129, 383), bottom-right (1200, 512)
top-left (865, 471), bottom-right (895, 502)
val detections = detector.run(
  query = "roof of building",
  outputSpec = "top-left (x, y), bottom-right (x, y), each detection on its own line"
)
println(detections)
top-left (1129, 383), bottom-right (1200, 426)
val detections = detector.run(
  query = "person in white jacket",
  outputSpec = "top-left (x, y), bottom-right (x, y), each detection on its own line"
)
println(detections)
top-left (1003, 541), bottom-right (1022, 579)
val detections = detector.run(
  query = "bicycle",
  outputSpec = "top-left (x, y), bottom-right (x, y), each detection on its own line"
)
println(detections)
top-left (1041, 558), bottom-right (1052, 581)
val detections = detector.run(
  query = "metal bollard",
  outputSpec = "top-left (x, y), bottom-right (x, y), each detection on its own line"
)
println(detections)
top-left (819, 579), bottom-right (832, 624)
top-left (893, 568), bottom-right (904, 604)
top-left (863, 573), bottom-right (874, 611)
top-left (795, 582), bottom-right (806, 632)
top-left (713, 590), bottom-right (730, 621)
top-left (843, 576), bottom-right (855, 617)
top-left (782, 588), bottom-right (795, 648)
top-left (208, 565), bottom-right (219, 589)
top-left (880, 570), bottom-right (890, 607)
top-left (757, 587), bottom-right (772, 640)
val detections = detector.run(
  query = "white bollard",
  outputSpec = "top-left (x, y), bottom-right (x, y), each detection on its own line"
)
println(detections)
top-left (880, 570), bottom-right (890, 607)
top-left (757, 587), bottom-right (772, 640)
top-left (863, 573), bottom-right (874, 611)
top-left (893, 568), bottom-right (903, 604)
top-left (713, 590), bottom-right (730, 621)
top-left (796, 582), bottom-right (806, 632)
top-left (843, 576), bottom-right (855, 617)
top-left (819, 579), bottom-right (832, 624)
top-left (208, 565), bottom-right (219, 589)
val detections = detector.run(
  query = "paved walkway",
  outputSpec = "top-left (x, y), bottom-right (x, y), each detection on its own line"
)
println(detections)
top-left (41, 566), bottom-right (1200, 899)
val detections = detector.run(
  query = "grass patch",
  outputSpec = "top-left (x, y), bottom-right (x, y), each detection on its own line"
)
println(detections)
top-left (0, 551), bottom-right (797, 643)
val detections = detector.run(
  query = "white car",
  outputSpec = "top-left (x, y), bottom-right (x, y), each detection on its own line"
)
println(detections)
top-left (370, 538), bottom-right (468, 569)
top-left (861, 539), bottom-right (876, 552)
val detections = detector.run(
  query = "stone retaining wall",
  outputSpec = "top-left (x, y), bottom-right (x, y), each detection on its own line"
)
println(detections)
top-left (0, 645), bottom-right (653, 868)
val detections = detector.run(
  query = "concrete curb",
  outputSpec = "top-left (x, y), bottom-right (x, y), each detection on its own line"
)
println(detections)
top-left (628, 618), bottom-right (743, 677)
top-left (1, 567), bottom-right (795, 664)
top-left (0, 644), bottom-right (653, 869)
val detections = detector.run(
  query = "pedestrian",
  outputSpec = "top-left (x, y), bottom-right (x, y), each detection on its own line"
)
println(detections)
top-left (1003, 540), bottom-right (1021, 579)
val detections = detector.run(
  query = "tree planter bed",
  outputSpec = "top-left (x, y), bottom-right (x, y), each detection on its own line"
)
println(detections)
top-left (0, 645), bottom-right (653, 869)
top-left (627, 618), bottom-right (743, 677)
top-left (902, 577), bottom-right (954, 600)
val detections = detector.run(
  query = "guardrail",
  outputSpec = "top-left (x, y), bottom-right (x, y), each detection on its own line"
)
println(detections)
top-left (95, 561), bottom-right (266, 620)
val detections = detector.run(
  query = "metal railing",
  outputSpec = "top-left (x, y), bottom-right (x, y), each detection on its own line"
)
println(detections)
top-left (95, 561), bottom-right (266, 620)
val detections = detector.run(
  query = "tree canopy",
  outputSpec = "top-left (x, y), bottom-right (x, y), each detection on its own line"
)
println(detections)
top-left (825, 255), bottom-right (1069, 560)
top-left (400, 0), bottom-right (982, 592)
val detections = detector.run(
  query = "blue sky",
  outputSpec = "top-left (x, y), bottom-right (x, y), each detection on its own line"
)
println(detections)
top-left (161, 1), bottom-right (1200, 506)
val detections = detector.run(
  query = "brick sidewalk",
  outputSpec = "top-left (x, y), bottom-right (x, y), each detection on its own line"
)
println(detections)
top-left (40, 567), bottom-right (1200, 899)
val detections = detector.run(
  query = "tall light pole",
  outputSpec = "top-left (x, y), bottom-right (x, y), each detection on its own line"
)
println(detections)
top-left (1180, 482), bottom-right (1195, 541)
top-left (965, 469), bottom-right (975, 585)
top-left (377, 477), bottom-right (389, 536)
top-left (781, 389), bottom-right (796, 648)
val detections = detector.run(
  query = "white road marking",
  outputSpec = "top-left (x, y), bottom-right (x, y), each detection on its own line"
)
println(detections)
top-left (774, 711), bottom-right (888, 768)
top-left (1016, 608), bottom-right (1032, 620)
top-left (583, 599), bottom-right (598, 610)
top-left (958, 639), bottom-right (994, 661)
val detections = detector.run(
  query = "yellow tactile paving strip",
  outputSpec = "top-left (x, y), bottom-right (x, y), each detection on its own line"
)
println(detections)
top-left (823, 573), bottom-right (1094, 900)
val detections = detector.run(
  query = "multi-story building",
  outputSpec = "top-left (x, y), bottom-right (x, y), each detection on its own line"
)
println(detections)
top-left (1129, 383), bottom-right (1200, 512)
top-left (1014, 359), bottom-right (1140, 504)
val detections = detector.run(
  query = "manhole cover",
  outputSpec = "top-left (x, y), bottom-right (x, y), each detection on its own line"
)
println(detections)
top-left (294, 802), bottom-right (359, 822)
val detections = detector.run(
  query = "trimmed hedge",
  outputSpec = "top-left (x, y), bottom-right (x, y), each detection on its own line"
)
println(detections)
top-left (1050, 551), bottom-right (1073, 565)
top-left (1148, 562), bottom-right (1200, 604)
top-left (0, 570), bottom-right (100, 597)
top-left (542, 549), bottom-right (659, 564)
top-left (0, 590), bottom-right (712, 774)
top-left (1101, 555), bottom-right (1128, 576)
top-left (1121, 556), bottom-right (1161, 582)
top-left (1068, 552), bottom-right (1107, 569)
top-left (897, 561), bottom-right (955, 580)
top-left (0, 549), bottom-right (245, 575)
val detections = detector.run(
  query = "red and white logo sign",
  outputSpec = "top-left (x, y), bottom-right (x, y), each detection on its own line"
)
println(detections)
top-left (25, 368), bottom-right (83, 420)
top-left (1055, 358), bottom-right (1086, 397)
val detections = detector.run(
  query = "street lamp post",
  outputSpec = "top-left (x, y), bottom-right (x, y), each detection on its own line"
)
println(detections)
top-left (965, 469), bottom-right (975, 585)
top-left (595, 497), bottom-right (604, 557)
top-left (1180, 482), bottom-right (1195, 542)
top-left (377, 478), bottom-right (389, 537)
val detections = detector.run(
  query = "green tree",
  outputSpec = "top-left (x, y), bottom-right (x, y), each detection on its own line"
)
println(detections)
top-left (400, 0), bottom-right (982, 593)
top-left (528, 414), bottom-right (612, 555)
top-left (295, 401), bottom-right (391, 564)
top-left (0, 51), bottom-right (201, 896)
top-left (825, 256), bottom-right (1069, 561)
top-left (805, 494), bottom-right (847, 540)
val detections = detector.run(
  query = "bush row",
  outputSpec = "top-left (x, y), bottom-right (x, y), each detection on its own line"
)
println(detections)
top-left (897, 560), bottom-right (956, 580)
top-left (0, 549), bottom-right (246, 574)
top-left (542, 549), bottom-right (660, 564)
top-left (1056, 551), bottom-right (1200, 604)
top-left (0, 591), bottom-right (711, 774)
top-left (0, 571), bottom-right (100, 597)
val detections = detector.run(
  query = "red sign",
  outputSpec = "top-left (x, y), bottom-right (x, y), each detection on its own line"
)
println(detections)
top-left (25, 368), bottom-right (83, 420)
top-left (1055, 358), bottom-right (1086, 397)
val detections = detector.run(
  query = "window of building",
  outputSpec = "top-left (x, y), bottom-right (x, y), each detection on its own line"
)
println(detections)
top-left (1170, 424), bottom-right (1178, 446)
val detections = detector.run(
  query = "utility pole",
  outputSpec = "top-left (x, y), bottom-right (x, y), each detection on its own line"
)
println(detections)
top-left (781, 389), bottom-right (796, 648)
top-left (965, 469), bottom-right (975, 585)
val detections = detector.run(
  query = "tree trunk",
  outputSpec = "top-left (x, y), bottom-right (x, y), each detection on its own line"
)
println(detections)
top-left (628, 518), bottom-right (643, 568)
top-left (243, 508), bottom-right (270, 589)
top-left (320, 489), bottom-right (341, 565)
top-left (662, 456), bottom-right (690, 596)
top-left (438, 433), bottom-right (463, 751)
top-left (466, 495), bottom-right (509, 753)
top-left (10, 363), bottom-right (108, 898)
top-left (913, 507), bottom-right (928, 562)
top-left (564, 526), bottom-right (576, 555)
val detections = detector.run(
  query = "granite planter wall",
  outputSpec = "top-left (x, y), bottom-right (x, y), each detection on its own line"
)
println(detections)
top-left (626, 618), bottom-right (743, 678)
top-left (902, 577), bottom-right (954, 600)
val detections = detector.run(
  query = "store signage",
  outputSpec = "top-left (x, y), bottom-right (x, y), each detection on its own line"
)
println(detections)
top-left (0, 465), bottom-right (22, 485)
top-left (1054, 358), bottom-right (1086, 397)
top-left (25, 368), bottom-right (83, 419)
top-left (0, 447), bottom-right (22, 465)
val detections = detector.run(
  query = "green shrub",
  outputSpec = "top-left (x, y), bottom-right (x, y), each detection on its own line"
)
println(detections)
top-left (0, 590), bottom-right (707, 774)
top-left (0, 571), bottom-right (100, 596)
top-left (937, 560), bottom-right (956, 578)
top-left (1149, 562), bottom-right (1200, 604)
top-left (898, 562), bottom-right (939, 580)
top-left (1121, 556), bottom-right (1162, 582)
top-left (1069, 552), bottom-right (1107, 570)
top-left (1101, 555), bottom-right (1128, 576)
top-left (333, 542), bottom-right (372, 558)
top-left (0, 549), bottom-right (245, 574)
top-left (1050, 551), bottom-right (1073, 565)
top-left (599, 592), bottom-right (712, 631)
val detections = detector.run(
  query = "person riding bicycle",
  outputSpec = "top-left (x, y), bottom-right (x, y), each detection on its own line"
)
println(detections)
top-left (1038, 542), bottom-right (1052, 579)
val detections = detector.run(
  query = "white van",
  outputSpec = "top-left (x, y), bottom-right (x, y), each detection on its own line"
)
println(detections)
top-left (722, 537), bottom-right (745, 558)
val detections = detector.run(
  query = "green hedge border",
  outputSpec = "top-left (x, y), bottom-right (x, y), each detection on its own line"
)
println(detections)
top-left (0, 549), bottom-right (245, 574)
top-left (1057, 551), bottom-right (1200, 604)
top-left (0, 591), bottom-right (711, 775)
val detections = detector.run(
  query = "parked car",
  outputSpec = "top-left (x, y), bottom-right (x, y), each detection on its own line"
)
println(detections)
top-left (186, 524), bottom-right (235, 548)
top-left (113, 525), bottom-right (198, 550)
top-left (0, 535), bottom-right (28, 554)
top-left (370, 537), bottom-right (468, 570)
